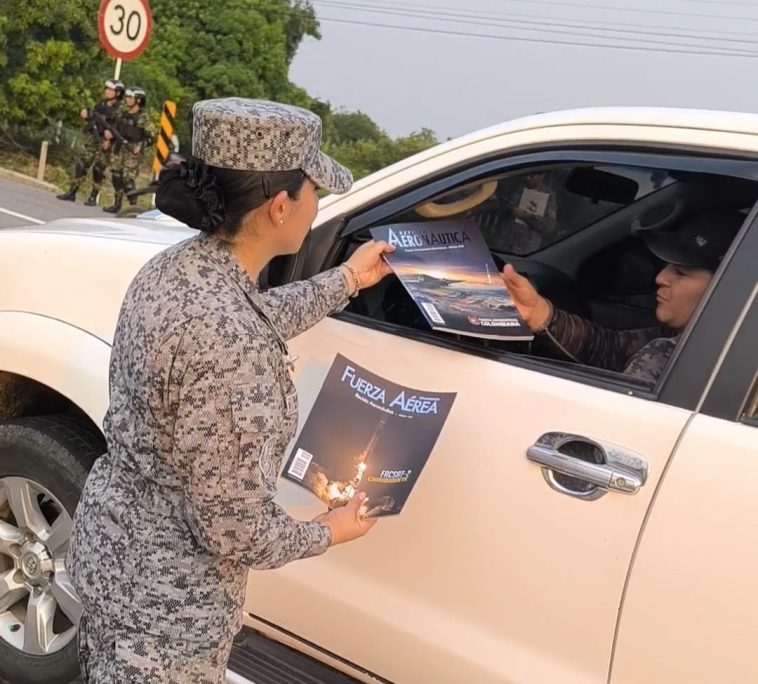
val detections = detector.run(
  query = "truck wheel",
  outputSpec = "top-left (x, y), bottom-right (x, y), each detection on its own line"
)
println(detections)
top-left (0, 415), bottom-right (104, 684)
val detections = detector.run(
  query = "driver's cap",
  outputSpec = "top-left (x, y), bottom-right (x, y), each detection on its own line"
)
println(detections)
top-left (642, 208), bottom-right (744, 271)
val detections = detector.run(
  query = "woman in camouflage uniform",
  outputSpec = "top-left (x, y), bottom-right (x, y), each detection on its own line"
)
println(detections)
top-left (67, 98), bottom-right (394, 683)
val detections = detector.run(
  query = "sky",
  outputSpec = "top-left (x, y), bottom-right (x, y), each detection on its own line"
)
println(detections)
top-left (290, 0), bottom-right (758, 140)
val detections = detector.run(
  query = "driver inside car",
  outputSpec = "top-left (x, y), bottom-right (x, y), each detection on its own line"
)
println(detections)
top-left (502, 208), bottom-right (744, 383)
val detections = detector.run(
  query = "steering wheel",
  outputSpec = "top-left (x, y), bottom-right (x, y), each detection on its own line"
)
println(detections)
top-left (415, 181), bottom-right (498, 218)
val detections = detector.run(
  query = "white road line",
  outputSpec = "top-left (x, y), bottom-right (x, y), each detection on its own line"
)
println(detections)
top-left (0, 205), bottom-right (44, 225)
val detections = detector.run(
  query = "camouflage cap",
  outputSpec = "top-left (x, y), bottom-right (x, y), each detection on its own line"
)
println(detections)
top-left (191, 97), bottom-right (352, 194)
top-left (642, 208), bottom-right (744, 271)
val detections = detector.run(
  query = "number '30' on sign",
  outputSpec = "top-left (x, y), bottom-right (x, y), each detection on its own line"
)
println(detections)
top-left (98, 0), bottom-right (153, 61)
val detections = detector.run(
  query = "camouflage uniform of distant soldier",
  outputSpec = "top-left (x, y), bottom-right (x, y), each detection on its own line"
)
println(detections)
top-left (57, 79), bottom-right (125, 206)
top-left (104, 87), bottom-right (156, 214)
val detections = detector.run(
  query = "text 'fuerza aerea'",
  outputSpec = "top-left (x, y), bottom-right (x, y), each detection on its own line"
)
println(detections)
top-left (340, 365), bottom-right (440, 414)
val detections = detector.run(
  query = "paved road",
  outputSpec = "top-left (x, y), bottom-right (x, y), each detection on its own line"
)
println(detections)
top-left (0, 177), bottom-right (109, 229)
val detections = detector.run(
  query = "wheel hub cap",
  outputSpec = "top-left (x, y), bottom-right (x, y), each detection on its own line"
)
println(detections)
top-left (20, 542), bottom-right (52, 585)
top-left (0, 476), bottom-right (79, 655)
top-left (22, 554), bottom-right (39, 577)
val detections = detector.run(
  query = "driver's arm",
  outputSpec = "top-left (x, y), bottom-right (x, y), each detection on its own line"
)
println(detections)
top-left (532, 306), bottom-right (664, 372)
top-left (502, 264), bottom-right (666, 373)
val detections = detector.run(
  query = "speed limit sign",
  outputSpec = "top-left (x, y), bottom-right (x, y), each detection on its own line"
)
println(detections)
top-left (98, 0), bottom-right (153, 61)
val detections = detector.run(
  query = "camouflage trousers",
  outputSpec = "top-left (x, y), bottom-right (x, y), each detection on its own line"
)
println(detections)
top-left (109, 144), bottom-right (145, 206)
top-left (75, 137), bottom-right (112, 191)
top-left (77, 610), bottom-right (233, 683)
top-left (113, 144), bottom-right (145, 186)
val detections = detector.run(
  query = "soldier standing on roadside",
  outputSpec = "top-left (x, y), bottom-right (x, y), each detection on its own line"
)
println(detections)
top-left (57, 79), bottom-right (125, 206)
top-left (104, 87), bottom-right (156, 214)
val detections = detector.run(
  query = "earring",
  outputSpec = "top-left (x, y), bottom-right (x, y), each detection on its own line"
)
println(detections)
top-left (280, 219), bottom-right (284, 225)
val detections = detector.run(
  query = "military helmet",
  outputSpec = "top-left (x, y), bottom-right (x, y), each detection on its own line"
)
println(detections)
top-left (104, 79), bottom-right (125, 99)
top-left (125, 87), bottom-right (146, 108)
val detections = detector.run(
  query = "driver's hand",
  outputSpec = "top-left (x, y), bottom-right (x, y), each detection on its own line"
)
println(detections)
top-left (501, 264), bottom-right (552, 331)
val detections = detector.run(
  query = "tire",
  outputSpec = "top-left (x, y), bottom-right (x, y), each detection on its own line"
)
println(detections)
top-left (0, 415), bottom-right (104, 684)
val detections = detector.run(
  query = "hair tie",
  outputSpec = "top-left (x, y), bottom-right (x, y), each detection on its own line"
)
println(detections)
top-left (179, 159), bottom-right (226, 232)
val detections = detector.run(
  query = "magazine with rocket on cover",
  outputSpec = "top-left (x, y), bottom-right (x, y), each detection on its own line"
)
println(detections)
top-left (370, 220), bottom-right (533, 340)
top-left (282, 354), bottom-right (456, 518)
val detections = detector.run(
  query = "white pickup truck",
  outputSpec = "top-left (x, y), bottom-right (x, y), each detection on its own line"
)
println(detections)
top-left (0, 107), bottom-right (756, 684)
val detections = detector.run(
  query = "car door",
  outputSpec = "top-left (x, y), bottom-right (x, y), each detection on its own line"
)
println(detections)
top-left (610, 221), bottom-right (758, 684)
top-left (246, 148), bottom-right (758, 684)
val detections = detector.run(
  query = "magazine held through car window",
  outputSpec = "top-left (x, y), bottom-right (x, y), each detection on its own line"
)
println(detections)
top-left (370, 220), bottom-right (533, 340)
top-left (283, 354), bottom-right (456, 518)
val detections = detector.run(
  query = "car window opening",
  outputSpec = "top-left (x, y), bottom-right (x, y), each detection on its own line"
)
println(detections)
top-left (337, 162), bottom-right (758, 391)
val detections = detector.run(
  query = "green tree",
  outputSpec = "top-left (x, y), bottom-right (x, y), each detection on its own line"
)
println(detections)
top-left (0, 14), bottom-right (8, 71)
top-left (0, 0), bottom-right (106, 127)
top-left (388, 128), bottom-right (439, 162)
top-left (322, 113), bottom-right (439, 180)
top-left (330, 110), bottom-right (383, 145)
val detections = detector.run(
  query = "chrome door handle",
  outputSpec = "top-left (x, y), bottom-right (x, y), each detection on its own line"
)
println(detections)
top-left (527, 445), bottom-right (642, 494)
top-left (526, 433), bottom-right (649, 500)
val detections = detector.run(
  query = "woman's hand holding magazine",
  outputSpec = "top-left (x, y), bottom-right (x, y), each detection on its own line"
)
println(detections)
top-left (313, 492), bottom-right (377, 546)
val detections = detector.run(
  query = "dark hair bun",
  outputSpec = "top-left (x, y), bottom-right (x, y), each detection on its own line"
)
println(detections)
top-left (155, 158), bottom-right (226, 232)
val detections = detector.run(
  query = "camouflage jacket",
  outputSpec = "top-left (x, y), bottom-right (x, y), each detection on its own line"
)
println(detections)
top-left (84, 99), bottom-right (122, 136)
top-left (68, 233), bottom-right (349, 641)
top-left (532, 306), bottom-right (678, 383)
top-left (117, 109), bottom-right (157, 149)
